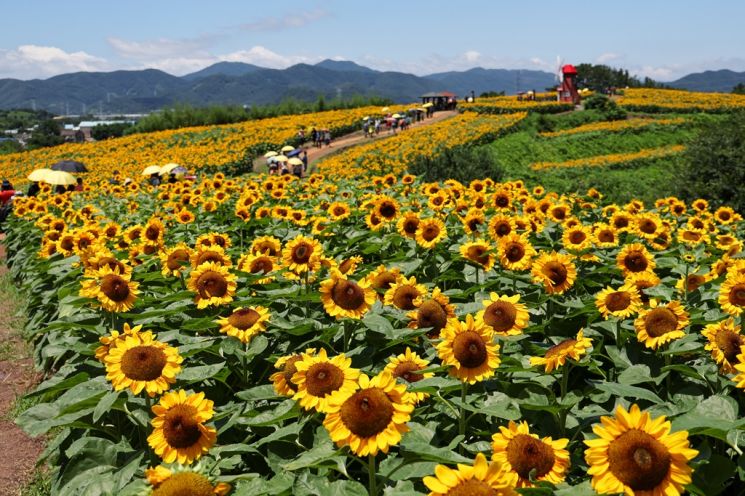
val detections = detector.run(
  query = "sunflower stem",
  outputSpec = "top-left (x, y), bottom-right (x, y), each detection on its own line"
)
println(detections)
top-left (559, 363), bottom-right (571, 436)
top-left (145, 394), bottom-right (152, 412)
top-left (615, 318), bottom-right (623, 348)
top-left (368, 453), bottom-right (378, 496)
top-left (664, 354), bottom-right (672, 398)
top-left (343, 320), bottom-right (352, 353)
top-left (458, 382), bottom-right (468, 453)
top-left (178, 271), bottom-right (187, 291)
top-left (244, 341), bottom-right (250, 386)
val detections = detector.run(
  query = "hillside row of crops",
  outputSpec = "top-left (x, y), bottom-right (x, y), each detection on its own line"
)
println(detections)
top-left (4, 169), bottom-right (745, 495)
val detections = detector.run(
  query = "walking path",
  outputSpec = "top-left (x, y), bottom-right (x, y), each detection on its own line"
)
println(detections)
top-left (0, 234), bottom-right (43, 496)
top-left (253, 110), bottom-right (459, 173)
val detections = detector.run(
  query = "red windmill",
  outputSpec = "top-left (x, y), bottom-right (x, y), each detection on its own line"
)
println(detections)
top-left (558, 64), bottom-right (580, 104)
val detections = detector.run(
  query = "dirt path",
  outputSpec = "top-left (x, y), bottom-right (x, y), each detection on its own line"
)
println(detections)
top-left (253, 110), bottom-right (459, 173)
top-left (0, 234), bottom-right (44, 496)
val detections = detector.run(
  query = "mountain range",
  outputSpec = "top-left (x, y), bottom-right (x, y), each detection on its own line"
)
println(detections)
top-left (0, 60), bottom-right (743, 114)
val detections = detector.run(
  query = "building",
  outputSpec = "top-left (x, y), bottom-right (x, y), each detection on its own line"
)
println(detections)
top-left (558, 65), bottom-right (581, 104)
top-left (420, 92), bottom-right (458, 111)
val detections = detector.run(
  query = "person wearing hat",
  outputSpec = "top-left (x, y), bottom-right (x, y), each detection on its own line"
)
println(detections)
top-left (0, 180), bottom-right (17, 206)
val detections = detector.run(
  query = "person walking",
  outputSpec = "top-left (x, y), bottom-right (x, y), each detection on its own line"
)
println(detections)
top-left (323, 129), bottom-right (331, 147)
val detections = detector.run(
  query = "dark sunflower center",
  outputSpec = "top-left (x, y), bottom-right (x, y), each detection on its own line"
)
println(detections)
top-left (495, 195), bottom-right (509, 208)
top-left (506, 433), bottom-right (556, 479)
top-left (729, 284), bottom-right (745, 306)
top-left (643, 308), bottom-right (678, 337)
top-left (639, 220), bottom-right (657, 234)
top-left (292, 243), bottom-right (312, 263)
top-left (483, 301), bottom-right (517, 333)
top-left (331, 279), bottom-right (365, 310)
top-left (333, 206), bottom-right (346, 216)
top-left (120, 345), bottom-right (167, 381)
top-left (403, 219), bottom-right (419, 235)
top-left (624, 252), bottom-right (648, 272)
top-left (393, 285), bottom-right (420, 310)
top-left (162, 404), bottom-right (203, 449)
top-left (256, 243), bottom-right (278, 256)
top-left (719, 211), bottom-right (732, 221)
top-left (97, 257), bottom-right (125, 273)
top-left (379, 202), bottom-right (396, 218)
top-left (392, 362), bottom-right (424, 383)
top-left (60, 237), bottom-right (74, 251)
top-left (448, 479), bottom-right (498, 496)
top-left (606, 291), bottom-right (631, 312)
top-left (598, 230), bottom-right (615, 243)
top-left (715, 329), bottom-right (744, 364)
top-left (167, 249), bottom-right (190, 271)
top-left (339, 387), bottom-right (394, 438)
top-left (417, 300), bottom-right (448, 333)
top-left (101, 274), bottom-right (131, 302)
top-left (542, 261), bottom-right (568, 285)
top-left (467, 218), bottom-right (482, 232)
top-left (372, 272), bottom-right (397, 292)
top-left (683, 231), bottom-right (701, 241)
top-left (195, 251), bottom-right (224, 267)
top-left (569, 231), bottom-right (587, 244)
top-left (305, 363), bottom-right (345, 397)
top-left (213, 236), bottom-right (227, 248)
top-left (685, 275), bottom-right (706, 292)
top-left (78, 238), bottom-right (92, 250)
top-left (145, 226), bottom-right (160, 240)
top-left (250, 257), bottom-right (274, 274)
top-left (452, 331), bottom-right (488, 368)
top-left (545, 339), bottom-right (577, 359)
top-left (607, 429), bottom-right (671, 491)
top-left (196, 271), bottom-right (228, 298)
top-left (495, 222), bottom-right (511, 237)
top-left (339, 259), bottom-right (355, 274)
top-left (151, 472), bottom-right (214, 496)
top-left (422, 225), bottom-right (440, 242)
top-left (505, 243), bottom-right (525, 262)
top-left (466, 245), bottom-right (489, 265)
top-left (614, 217), bottom-right (630, 229)
top-left (281, 355), bottom-right (303, 392)
top-left (227, 308), bottom-right (260, 330)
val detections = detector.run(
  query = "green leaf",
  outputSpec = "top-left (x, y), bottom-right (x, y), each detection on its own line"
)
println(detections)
top-left (93, 391), bottom-right (120, 423)
top-left (178, 362), bottom-right (227, 381)
top-left (594, 381), bottom-right (664, 404)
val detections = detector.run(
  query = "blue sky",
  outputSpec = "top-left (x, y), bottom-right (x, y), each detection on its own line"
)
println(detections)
top-left (2, 0), bottom-right (744, 81)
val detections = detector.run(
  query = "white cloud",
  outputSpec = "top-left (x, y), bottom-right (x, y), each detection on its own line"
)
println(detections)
top-left (0, 45), bottom-right (109, 79)
top-left (359, 53), bottom-right (558, 75)
top-left (596, 52), bottom-right (623, 64)
top-left (464, 50), bottom-right (481, 63)
top-left (238, 9), bottom-right (329, 32)
top-left (219, 46), bottom-right (322, 69)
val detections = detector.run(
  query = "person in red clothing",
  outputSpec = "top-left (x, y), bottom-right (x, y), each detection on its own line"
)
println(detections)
top-left (0, 179), bottom-right (18, 205)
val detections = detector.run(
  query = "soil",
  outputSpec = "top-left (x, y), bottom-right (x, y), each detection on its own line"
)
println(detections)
top-left (253, 110), bottom-right (459, 173)
top-left (0, 234), bottom-right (44, 496)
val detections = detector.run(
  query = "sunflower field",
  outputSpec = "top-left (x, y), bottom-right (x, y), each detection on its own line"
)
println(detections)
top-left (4, 167), bottom-right (745, 496)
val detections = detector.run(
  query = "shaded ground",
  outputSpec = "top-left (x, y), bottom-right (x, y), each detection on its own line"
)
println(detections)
top-left (253, 110), bottom-right (459, 173)
top-left (0, 234), bottom-right (44, 496)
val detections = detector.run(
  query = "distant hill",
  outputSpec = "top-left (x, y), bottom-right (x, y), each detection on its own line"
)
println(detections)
top-left (670, 69), bottom-right (745, 93)
top-left (182, 61), bottom-right (265, 81)
top-left (0, 60), bottom-right (586, 113)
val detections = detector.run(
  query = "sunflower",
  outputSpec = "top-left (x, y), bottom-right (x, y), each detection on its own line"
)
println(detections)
top-left (584, 404), bottom-right (698, 496)
top-left (634, 300), bottom-right (689, 350)
top-left (365, 264), bottom-right (403, 300)
top-left (530, 330), bottom-right (592, 373)
top-left (187, 262), bottom-right (237, 309)
top-left (397, 212), bottom-right (420, 239)
top-left (145, 464), bottom-right (231, 496)
top-left (719, 273), bottom-right (745, 316)
top-left (407, 287), bottom-right (456, 337)
top-left (625, 271), bottom-right (661, 304)
top-left (462, 209), bottom-right (486, 235)
top-left (423, 452), bottom-right (514, 496)
top-left (323, 371), bottom-right (414, 456)
top-left (282, 235), bottom-right (322, 273)
top-left (238, 253), bottom-right (279, 284)
top-left (383, 347), bottom-right (434, 404)
top-left (148, 390), bottom-right (217, 465)
top-left (159, 244), bottom-right (193, 277)
top-left (327, 201), bottom-right (352, 221)
top-left (216, 306), bottom-right (270, 344)
top-left (374, 196), bottom-right (400, 221)
top-left (616, 243), bottom-right (656, 277)
top-left (594, 223), bottom-right (619, 248)
top-left (384, 276), bottom-right (428, 310)
top-left (250, 235), bottom-right (281, 257)
top-left (460, 239), bottom-right (495, 271)
top-left (437, 315), bottom-right (500, 384)
top-left (561, 225), bottom-right (595, 253)
top-left (702, 318), bottom-right (744, 374)
top-left (530, 251), bottom-right (577, 295)
top-left (292, 348), bottom-right (360, 413)
top-left (416, 217), bottom-right (447, 249)
top-left (595, 284), bottom-right (642, 319)
top-left (491, 420), bottom-right (569, 488)
top-left (105, 330), bottom-right (182, 397)
top-left (270, 349), bottom-right (317, 397)
top-left (80, 266), bottom-right (139, 313)
top-left (337, 255), bottom-right (363, 275)
top-left (175, 209), bottom-right (195, 224)
top-left (675, 272), bottom-right (709, 294)
top-left (191, 246), bottom-right (232, 269)
top-left (488, 214), bottom-right (516, 241)
top-left (498, 233), bottom-right (536, 272)
top-left (95, 322), bottom-right (142, 362)
top-left (142, 218), bottom-right (166, 246)
top-left (476, 293), bottom-right (530, 336)
top-left (319, 270), bottom-right (376, 320)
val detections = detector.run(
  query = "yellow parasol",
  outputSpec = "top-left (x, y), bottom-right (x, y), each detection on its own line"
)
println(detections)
top-left (362, 116), bottom-right (370, 120)
top-left (274, 155), bottom-right (288, 162)
top-left (27, 168), bottom-right (52, 182)
top-left (381, 106), bottom-right (390, 113)
top-left (422, 102), bottom-right (434, 108)
top-left (159, 163), bottom-right (181, 176)
top-left (43, 170), bottom-right (76, 186)
top-left (288, 157), bottom-right (304, 166)
top-left (280, 145), bottom-right (295, 153)
top-left (263, 151), bottom-right (278, 158)
top-left (141, 165), bottom-right (162, 176)
top-left (391, 113), bottom-right (402, 119)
